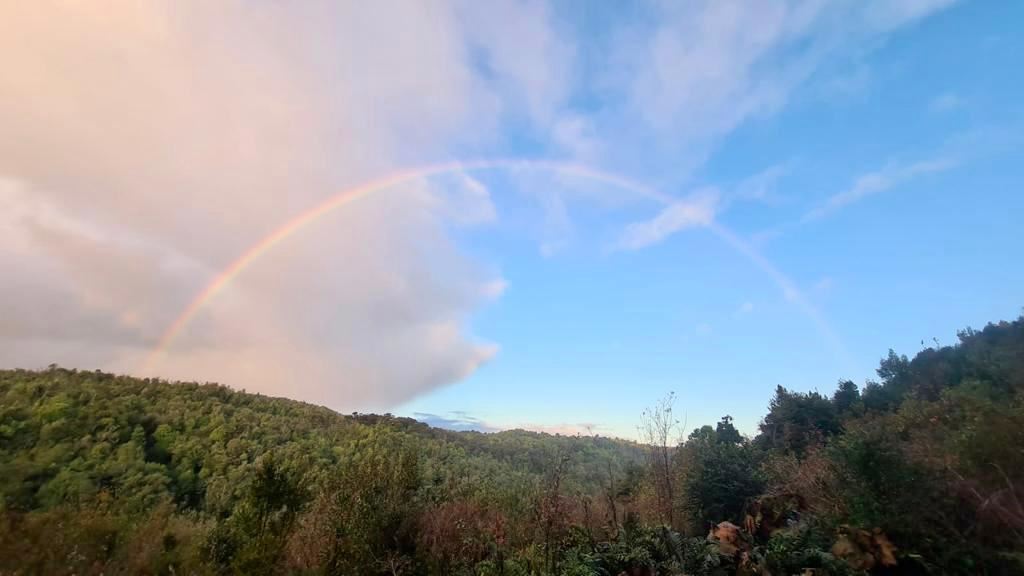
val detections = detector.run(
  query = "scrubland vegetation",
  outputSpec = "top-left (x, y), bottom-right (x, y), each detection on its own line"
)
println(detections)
top-left (2, 316), bottom-right (1023, 575)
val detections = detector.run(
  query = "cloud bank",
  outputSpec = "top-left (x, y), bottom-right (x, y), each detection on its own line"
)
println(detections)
top-left (0, 2), bottom-right (534, 411)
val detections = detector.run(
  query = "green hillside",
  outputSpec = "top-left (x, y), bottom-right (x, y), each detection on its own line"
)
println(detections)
top-left (0, 367), bottom-right (644, 515)
top-left (1, 315), bottom-right (1023, 575)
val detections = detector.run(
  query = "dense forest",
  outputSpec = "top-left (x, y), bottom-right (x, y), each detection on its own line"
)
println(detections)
top-left (2, 316), bottom-right (1023, 575)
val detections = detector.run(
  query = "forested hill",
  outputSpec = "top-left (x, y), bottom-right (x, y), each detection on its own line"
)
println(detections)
top-left (0, 367), bottom-right (644, 516)
top-left (1, 315), bottom-right (1023, 575)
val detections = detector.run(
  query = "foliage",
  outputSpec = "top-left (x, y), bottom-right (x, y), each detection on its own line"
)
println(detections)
top-left (203, 455), bottom-right (307, 574)
top-left (756, 386), bottom-right (840, 457)
top-left (832, 380), bottom-right (862, 417)
top-left (2, 314), bottom-right (1024, 574)
top-left (680, 417), bottom-right (763, 534)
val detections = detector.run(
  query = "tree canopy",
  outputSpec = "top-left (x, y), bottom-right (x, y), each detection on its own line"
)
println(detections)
top-left (1, 314), bottom-right (1023, 575)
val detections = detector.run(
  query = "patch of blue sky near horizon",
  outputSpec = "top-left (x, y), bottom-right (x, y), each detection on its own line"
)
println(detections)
top-left (412, 411), bottom-right (498, 433)
top-left (424, 157), bottom-right (858, 437)
top-left (403, 201), bottom-right (860, 439)
top-left (400, 0), bottom-right (1024, 439)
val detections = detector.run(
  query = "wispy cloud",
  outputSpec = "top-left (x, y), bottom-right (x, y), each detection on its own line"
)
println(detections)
top-left (414, 411), bottom-right (498, 432)
top-left (733, 164), bottom-right (790, 204)
top-left (413, 412), bottom-right (606, 437)
top-left (434, 174), bottom-right (498, 226)
top-left (552, 113), bottom-right (604, 163)
top-left (753, 126), bottom-right (1011, 248)
top-left (863, 0), bottom-right (959, 31)
top-left (803, 157), bottom-right (958, 222)
top-left (616, 189), bottom-right (719, 250)
top-left (592, 0), bottom-right (960, 178)
top-left (816, 62), bottom-right (873, 101)
top-left (514, 422), bottom-right (605, 436)
top-left (458, 0), bottom-right (574, 126)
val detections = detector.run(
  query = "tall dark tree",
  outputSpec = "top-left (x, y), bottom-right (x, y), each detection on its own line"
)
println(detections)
top-left (715, 415), bottom-right (742, 445)
top-left (680, 426), bottom-right (762, 534)
top-left (876, 349), bottom-right (912, 404)
top-left (861, 380), bottom-right (897, 412)
top-left (688, 425), bottom-right (716, 443)
top-left (756, 386), bottom-right (840, 456)
top-left (832, 380), bottom-right (861, 416)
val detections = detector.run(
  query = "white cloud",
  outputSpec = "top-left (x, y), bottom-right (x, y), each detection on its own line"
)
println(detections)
top-left (0, 1), bottom-right (549, 411)
top-left (505, 173), bottom-right (578, 258)
top-left (432, 173), bottom-right (499, 226)
top-left (552, 113), bottom-right (604, 163)
top-left (803, 157), bottom-right (957, 222)
top-left (457, 0), bottom-right (574, 125)
top-left (625, 1), bottom-right (793, 141)
top-left (616, 189), bottom-right (719, 250)
top-left (480, 278), bottom-right (509, 300)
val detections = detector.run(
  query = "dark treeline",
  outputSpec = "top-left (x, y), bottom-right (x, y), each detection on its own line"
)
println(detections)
top-left (1, 316), bottom-right (1023, 575)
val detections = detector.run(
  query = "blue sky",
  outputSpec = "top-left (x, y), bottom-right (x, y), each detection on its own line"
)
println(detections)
top-left (2, 1), bottom-right (1021, 439)
top-left (398, 0), bottom-right (1024, 437)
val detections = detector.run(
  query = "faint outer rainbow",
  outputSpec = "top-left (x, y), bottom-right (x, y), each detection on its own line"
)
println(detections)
top-left (144, 159), bottom-right (849, 373)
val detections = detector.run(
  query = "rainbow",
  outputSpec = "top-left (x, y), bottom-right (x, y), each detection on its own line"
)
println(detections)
top-left (144, 159), bottom-right (849, 373)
